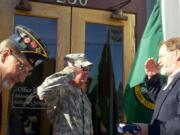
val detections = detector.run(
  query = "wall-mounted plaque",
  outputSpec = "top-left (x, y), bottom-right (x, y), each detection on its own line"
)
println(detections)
top-left (11, 86), bottom-right (47, 109)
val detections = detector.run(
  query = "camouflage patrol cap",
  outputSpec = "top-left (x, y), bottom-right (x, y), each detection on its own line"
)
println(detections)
top-left (64, 53), bottom-right (93, 68)
top-left (10, 25), bottom-right (49, 66)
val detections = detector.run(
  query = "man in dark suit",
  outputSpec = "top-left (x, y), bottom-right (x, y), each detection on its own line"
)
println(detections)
top-left (118, 37), bottom-right (180, 135)
top-left (142, 37), bottom-right (180, 135)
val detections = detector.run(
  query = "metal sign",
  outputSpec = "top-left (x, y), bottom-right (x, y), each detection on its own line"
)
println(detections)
top-left (57, 0), bottom-right (88, 6)
top-left (30, 0), bottom-right (122, 10)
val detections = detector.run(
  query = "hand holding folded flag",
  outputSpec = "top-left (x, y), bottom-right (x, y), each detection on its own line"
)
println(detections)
top-left (117, 123), bottom-right (148, 135)
top-left (117, 123), bottom-right (141, 134)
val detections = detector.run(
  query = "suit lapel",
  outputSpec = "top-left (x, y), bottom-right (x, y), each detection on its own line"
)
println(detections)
top-left (152, 72), bottom-right (180, 122)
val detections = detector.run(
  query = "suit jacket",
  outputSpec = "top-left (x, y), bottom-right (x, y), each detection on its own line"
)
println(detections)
top-left (145, 72), bottom-right (180, 135)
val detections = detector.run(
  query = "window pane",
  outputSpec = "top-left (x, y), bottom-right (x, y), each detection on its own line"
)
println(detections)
top-left (85, 23), bottom-right (123, 135)
top-left (10, 15), bottom-right (57, 135)
top-left (85, 23), bottom-right (123, 89)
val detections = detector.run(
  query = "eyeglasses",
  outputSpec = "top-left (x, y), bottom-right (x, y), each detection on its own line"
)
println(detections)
top-left (12, 55), bottom-right (32, 76)
top-left (13, 55), bottom-right (26, 71)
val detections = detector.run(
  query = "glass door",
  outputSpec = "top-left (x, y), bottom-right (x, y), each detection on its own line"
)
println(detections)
top-left (71, 7), bottom-right (135, 87)
top-left (71, 7), bottom-right (135, 135)
top-left (0, 2), bottom-right (71, 135)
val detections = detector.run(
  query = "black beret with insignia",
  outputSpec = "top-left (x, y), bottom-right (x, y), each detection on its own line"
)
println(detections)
top-left (10, 25), bottom-right (49, 66)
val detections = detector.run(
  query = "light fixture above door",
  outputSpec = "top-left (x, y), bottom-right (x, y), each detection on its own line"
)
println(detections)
top-left (15, 0), bottom-right (32, 11)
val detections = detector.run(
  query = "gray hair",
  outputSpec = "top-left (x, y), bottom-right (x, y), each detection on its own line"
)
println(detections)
top-left (161, 37), bottom-right (180, 51)
top-left (0, 38), bottom-right (21, 55)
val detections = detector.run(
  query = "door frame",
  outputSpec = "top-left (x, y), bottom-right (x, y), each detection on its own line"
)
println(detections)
top-left (71, 7), bottom-right (135, 88)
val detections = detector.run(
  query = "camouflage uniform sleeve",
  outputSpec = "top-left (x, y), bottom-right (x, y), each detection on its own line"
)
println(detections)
top-left (37, 69), bottom-right (75, 105)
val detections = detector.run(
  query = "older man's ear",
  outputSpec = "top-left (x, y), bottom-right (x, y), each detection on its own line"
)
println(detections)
top-left (176, 50), bottom-right (180, 61)
top-left (0, 48), bottom-right (11, 63)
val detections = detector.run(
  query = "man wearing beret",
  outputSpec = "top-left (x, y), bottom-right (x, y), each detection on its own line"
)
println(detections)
top-left (37, 53), bottom-right (93, 135)
top-left (0, 25), bottom-right (48, 92)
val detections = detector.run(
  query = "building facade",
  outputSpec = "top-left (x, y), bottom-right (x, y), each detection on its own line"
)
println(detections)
top-left (0, 0), bottom-right (153, 134)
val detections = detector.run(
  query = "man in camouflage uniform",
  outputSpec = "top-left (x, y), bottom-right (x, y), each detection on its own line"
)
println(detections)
top-left (37, 53), bottom-right (93, 135)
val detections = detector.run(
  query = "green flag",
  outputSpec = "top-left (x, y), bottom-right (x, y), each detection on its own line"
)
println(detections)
top-left (124, 0), bottom-right (163, 123)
